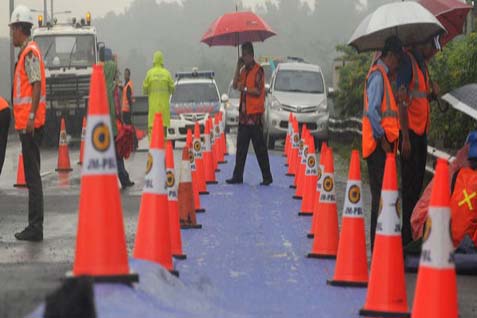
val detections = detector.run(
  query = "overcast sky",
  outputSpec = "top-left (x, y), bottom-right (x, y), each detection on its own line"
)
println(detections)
top-left (0, 0), bottom-right (315, 37)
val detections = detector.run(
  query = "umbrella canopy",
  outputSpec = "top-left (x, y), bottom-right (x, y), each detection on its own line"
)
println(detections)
top-left (442, 84), bottom-right (477, 120)
top-left (201, 11), bottom-right (276, 47)
top-left (348, 2), bottom-right (446, 53)
top-left (419, 0), bottom-right (473, 47)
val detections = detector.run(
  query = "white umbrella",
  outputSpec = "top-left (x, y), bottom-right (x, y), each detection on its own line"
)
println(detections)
top-left (348, 2), bottom-right (446, 53)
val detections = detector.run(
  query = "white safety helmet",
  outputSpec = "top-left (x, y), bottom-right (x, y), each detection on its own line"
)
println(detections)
top-left (9, 5), bottom-right (34, 26)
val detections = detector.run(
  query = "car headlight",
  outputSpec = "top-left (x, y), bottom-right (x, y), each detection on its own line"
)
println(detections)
top-left (270, 96), bottom-right (282, 111)
top-left (225, 101), bottom-right (231, 109)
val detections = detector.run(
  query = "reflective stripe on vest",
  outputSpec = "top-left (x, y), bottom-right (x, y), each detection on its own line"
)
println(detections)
top-left (13, 41), bottom-right (46, 131)
top-left (361, 63), bottom-right (400, 159)
top-left (406, 51), bottom-right (430, 135)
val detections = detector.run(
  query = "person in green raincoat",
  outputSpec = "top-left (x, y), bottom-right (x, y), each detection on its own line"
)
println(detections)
top-left (142, 51), bottom-right (175, 139)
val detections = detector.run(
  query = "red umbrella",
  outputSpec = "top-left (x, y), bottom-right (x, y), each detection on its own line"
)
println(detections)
top-left (201, 11), bottom-right (276, 47)
top-left (419, 0), bottom-right (473, 47)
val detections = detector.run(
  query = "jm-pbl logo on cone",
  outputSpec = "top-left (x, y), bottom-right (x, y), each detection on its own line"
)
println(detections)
top-left (83, 117), bottom-right (117, 175)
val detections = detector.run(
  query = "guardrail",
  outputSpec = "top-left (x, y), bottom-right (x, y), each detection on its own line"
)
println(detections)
top-left (328, 116), bottom-right (454, 175)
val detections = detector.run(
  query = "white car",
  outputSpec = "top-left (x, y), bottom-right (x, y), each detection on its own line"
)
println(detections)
top-left (168, 71), bottom-right (224, 145)
top-left (264, 62), bottom-right (330, 149)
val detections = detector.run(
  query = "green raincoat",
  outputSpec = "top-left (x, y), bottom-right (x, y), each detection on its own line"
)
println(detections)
top-left (142, 51), bottom-right (175, 137)
top-left (103, 61), bottom-right (118, 136)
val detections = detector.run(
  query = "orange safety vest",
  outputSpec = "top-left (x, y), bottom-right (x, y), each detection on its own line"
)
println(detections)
top-left (121, 80), bottom-right (134, 113)
top-left (362, 64), bottom-right (400, 159)
top-left (406, 51), bottom-right (430, 136)
top-left (0, 97), bottom-right (8, 111)
top-left (450, 167), bottom-right (477, 247)
top-left (239, 63), bottom-right (265, 115)
top-left (13, 41), bottom-right (46, 131)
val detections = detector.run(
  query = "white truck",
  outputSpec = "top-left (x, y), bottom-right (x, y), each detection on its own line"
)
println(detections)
top-left (32, 13), bottom-right (102, 146)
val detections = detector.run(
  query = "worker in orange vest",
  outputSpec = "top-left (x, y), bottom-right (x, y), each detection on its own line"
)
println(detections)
top-left (397, 39), bottom-right (439, 248)
top-left (121, 68), bottom-right (135, 125)
top-left (9, 5), bottom-right (46, 241)
top-left (226, 42), bottom-right (272, 186)
top-left (450, 131), bottom-right (477, 248)
top-left (362, 36), bottom-right (405, 252)
top-left (0, 97), bottom-right (10, 176)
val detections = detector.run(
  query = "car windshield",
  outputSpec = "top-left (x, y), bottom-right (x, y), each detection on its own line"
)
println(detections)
top-left (35, 34), bottom-right (96, 69)
top-left (228, 86), bottom-right (241, 99)
top-left (274, 70), bottom-right (324, 94)
top-left (171, 82), bottom-right (219, 104)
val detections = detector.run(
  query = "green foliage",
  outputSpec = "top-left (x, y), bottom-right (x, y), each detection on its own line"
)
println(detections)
top-left (334, 45), bottom-right (373, 118)
top-left (429, 33), bottom-right (477, 148)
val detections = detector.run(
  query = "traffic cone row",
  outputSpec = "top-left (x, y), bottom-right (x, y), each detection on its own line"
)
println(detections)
top-left (283, 118), bottom-right (456, 316)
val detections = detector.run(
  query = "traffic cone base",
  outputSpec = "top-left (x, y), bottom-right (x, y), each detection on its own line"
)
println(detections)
top-left (196, 208), bottom-right (206, 213)
top-left (289, 185), bottom-right (296, 189)
top-left (181, 223), bottom-right (203, 229)
top-left (327, 279), bottom-right (367, 288)
top-left (66, 271), bottom-right (139, 285)
top-left (173, 254), bottom-right (187, 260)
top-left (13, 184), bottom-right (27, 188)
top-left (170, 270), bottom-right (180, 277)
top-left (286, 173), bottom-right (294, 177)
top-left (307, 253), bottom-right (336, 259)
top-left (56, 167), bottom-right (73, 172)
top-left (358, 308), bottom-right (410, 317)
top-left (298, 212), bottom-right (312, 216)
top-left (307, 233), bottom-right (314, 239)
top-left (200, 191), bottom-right (210, 195)
top-left (206, 181), bottom-right (218, 185)
top-left (292, 195), bottom-right (302, 200)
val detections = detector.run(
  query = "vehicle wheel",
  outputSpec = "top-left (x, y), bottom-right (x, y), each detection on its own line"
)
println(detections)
top-left (267, 136), bottom-right (275, 150)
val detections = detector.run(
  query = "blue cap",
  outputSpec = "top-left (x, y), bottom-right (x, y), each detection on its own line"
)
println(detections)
top-left (466, 131), bottom-right (477, 159)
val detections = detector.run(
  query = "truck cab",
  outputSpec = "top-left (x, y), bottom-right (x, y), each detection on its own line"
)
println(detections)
top-left (32, 14), bottom-right (98, 146)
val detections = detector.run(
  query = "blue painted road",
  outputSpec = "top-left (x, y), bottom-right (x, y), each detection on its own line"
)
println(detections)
top-left (29, 152), bottom-right (367, 318)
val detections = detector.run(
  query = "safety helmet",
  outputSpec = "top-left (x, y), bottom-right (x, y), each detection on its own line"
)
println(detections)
top-left (9, 5), bottom-right (34, 26)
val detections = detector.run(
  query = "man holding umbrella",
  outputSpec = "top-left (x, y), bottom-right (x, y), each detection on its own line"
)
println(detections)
top-left (397, 39), bottom-right (440, 248)
top-left (226, 42), bottom-right (273, 186)
top-left (362, 36), bottom-right (406, 251)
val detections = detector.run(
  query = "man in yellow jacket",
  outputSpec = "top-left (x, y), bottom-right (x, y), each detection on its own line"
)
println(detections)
top-left (142, 51), bottom-right (175, 139)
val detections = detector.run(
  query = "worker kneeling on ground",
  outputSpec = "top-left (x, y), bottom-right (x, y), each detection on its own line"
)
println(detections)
top-left (450, 131), bottom-right (477, 248)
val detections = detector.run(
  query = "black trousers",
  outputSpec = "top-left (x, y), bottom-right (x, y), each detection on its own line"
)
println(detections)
top-left (19, 127), bottom-right (44, 232)
top-left (0, 108), bottom-right (11, 176)
top-left (232, 124), bottom-right (272, 182)
top-left (116, 152), bottom-right (131, 187)
top-left (399, 131), bottom-right (427, 246)
top-left (366, 145), bottom-right (386, 252)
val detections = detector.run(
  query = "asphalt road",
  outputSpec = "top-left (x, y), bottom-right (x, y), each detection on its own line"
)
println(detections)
top-left (0, 133), bottom-right (476, 318)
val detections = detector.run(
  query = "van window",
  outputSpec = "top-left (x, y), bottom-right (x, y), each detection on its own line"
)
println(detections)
top-left (274, 70), bottom-right (324, 94)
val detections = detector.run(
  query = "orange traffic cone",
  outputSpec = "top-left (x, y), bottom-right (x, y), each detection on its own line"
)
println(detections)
top-left (204, 119), bottom-right (218, 185)
top-left (166, 141), bottom-right (186, 260)
top-left (219, 112), bottom-right (228, 162)
top-left (299, 136), bottom-right (318, 216)
top-left (78, 116), bottom-right (86, 165)
top-left (308, 143), bottom-right (328, 238)
top-left (327, 150), bottom-right (368, 287)
top-left (359, 154), bottom-right (409, 317)
top-left (187, 130), bottom-right (205, 214)
top-left (72, 64), bottom-right (137, 283)
top-left (293, 125), bottom-right (307, 190)
top-left (412, 158), bottom-right (458, 318)
top-left (134, 113), bottom-right (178, 277)
top-left (216, 114), bottom-right (226, 164)
top-left (308, 147), bottom-right (339, 258)
top-left (293, 127), bottom-right (307, 197)
top-left (284, 113), bottom-right (292, 161)
top-left (213, 116), bottom-right (221, 171)
top-left (56, 118), bottom-right (73, 172)
top-left (286, 119), bottom-right (299, 176)
top-left (179, 145), bottom-right (202, 229)
top-left (13, 153), bottom-right (27, 188)
top-left (194, 122), bottom-right (208, 194)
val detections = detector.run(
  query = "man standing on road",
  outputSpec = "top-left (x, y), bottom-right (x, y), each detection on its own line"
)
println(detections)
top-left (121, 68), bottom-right (134, 125)
top-left (226, 42), bottom-right (273, 186)
top-left (0, 96), bottom-right (11, 176)
top-left (362, 36), bottom-right (405, 251)
top-left (9, 5), bottom-right (46, 241)
top-left (397, 39), bottom-right (439, 248)
top-left (142, 51), bottom-right (175, 140)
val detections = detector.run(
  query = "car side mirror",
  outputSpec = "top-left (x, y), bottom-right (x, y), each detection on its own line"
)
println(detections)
top-left (221, 94), bottom-right (229, 103)
top-left (327, 87), bottom-right (335, 98)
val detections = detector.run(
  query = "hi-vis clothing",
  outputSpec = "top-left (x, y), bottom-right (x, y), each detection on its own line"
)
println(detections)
top-left (405, 51), bottom-right (431, 136)
top-left (143, 51), bottom-right (175, 134)
top-left (13, 41), bottom-right (46, 131)
top-left (450, 167), bottom-right (477, 247)
top-left (0, 97), bottom-right (8, 111)
top-left (122, 80), bottom-right (134, 113)
top-left (362, 63), bottom-right (399, 159)
top-left (238, 63), bottom-right (266, 115)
